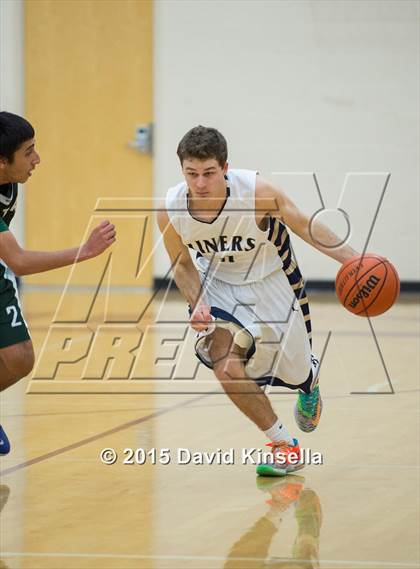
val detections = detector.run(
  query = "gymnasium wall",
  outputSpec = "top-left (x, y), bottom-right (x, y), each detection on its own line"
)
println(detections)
top-left (153, 0), bottom-right (419, 283)
top-left (2, 1), bottom-right (418, 284)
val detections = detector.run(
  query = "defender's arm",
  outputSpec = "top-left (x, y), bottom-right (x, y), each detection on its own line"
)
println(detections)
top-left (0, 220), bottom-right (116, 276)
top-left (157, 208), bottom-right (211, 331)
top-left (255, 177), bottom-right (357, 263)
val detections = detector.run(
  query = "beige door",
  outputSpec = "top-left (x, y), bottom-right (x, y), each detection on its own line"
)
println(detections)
top-left (25, 0), bottom-right (153, 288)
top-left (21, 3), bottom-right (155, 560)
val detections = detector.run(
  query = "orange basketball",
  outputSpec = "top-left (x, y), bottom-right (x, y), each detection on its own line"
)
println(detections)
top-left (335, 253), bottom-right (400, 317)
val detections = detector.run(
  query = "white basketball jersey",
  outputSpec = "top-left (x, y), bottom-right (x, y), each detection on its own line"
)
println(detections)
top-left (165, 169), bottom-right (283, 284)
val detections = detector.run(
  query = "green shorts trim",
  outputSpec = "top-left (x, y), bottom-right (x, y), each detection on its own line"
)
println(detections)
top-left (0, 262), bottom-right (31, 349)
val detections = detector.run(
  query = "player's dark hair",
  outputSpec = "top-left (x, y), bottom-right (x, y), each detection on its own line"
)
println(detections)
top-left (0, 111), bottom-right (35, 163)
top-left (177, 125), bottom-right (228, 167)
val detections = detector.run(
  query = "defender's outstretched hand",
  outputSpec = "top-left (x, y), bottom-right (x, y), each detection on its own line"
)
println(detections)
top-left (81, 220), bottom-right (116, 259)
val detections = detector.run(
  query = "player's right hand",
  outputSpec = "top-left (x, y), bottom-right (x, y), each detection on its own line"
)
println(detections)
top-left (190, 303), bottom-right (212, 332)
top-left (81, 220), bottom-right (116, 259)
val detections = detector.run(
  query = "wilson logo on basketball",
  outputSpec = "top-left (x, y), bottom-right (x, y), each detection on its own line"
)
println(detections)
top-left (336, 263), bottom-right (363, 296)
top-left (348, 275), bottom-right (381, 308)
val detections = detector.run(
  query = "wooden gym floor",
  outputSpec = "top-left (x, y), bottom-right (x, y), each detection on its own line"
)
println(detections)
top-left (0, 289), bottom-right (419, 569)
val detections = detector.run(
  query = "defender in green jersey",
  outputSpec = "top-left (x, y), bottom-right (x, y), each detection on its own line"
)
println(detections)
top-left (0, 112), bottom-right (116, 454)
top-left (0, 180), bottom-right (31, 350)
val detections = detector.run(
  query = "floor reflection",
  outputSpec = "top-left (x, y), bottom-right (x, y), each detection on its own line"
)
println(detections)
top-left (0, 485), bottom-right (11, 569)
top-left (225, 475), bottom-right (322, 569)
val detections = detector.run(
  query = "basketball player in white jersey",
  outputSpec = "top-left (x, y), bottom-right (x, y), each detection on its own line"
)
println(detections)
top-left (158, 126), bottom-right (357, 476)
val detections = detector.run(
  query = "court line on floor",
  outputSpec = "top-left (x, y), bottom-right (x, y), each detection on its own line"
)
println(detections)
top-left (2, 457), bottom-right (419, 469)
top-left (2, 552), bottom-right (418, 567)
top-left (2, 407), bottom-right (156, 418)
top-left (0, 393), bottom-right (208, 478)
top-left (6, 387), bottom-right (420, 416)
top-left (3, 388), bottom-right (419, 416)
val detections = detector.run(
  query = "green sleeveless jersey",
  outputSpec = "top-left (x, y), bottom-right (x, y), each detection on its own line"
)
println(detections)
top-left (0, 182), bottom-right (18, 231)
top-left (0, 182), bottom-right (30, 347)
top-left (0, 183), bottom-right (18, 286)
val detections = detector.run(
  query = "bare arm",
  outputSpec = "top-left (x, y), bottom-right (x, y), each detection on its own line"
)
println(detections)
top-left (0, 220), bottom-right (116, 277)
top-left (157, 209), bottom-right (211, 332)
top-left (255, 177), bottom-right (358, 263)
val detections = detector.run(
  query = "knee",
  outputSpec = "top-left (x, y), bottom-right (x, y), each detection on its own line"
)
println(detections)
top-left (213, 359), bottom-right (242, 383)
top-left (214, 366), bottom-right (230, 383)
top-left (3, 342), bottom-right (35, 380)
top-left (17, 349), bottom-right (35, 379)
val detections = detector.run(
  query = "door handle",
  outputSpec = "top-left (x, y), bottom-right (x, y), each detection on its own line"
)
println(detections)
top-left (129, 123), bottom-right (153, 155)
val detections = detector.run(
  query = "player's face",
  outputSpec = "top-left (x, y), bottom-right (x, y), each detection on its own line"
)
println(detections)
top-left (182, 158), bottom-right (228, 199)
top-left (0, 138), bottom-right (41, 184)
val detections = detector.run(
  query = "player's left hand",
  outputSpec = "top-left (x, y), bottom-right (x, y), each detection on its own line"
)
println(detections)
top-left (81, 220), bottom-right (116, 259)
top-left (190, 302), bottom-right (212, 332)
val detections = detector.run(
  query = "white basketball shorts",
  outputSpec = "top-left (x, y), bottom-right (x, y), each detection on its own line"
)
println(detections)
top-left (195, 269), bottom-right (315, 387)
